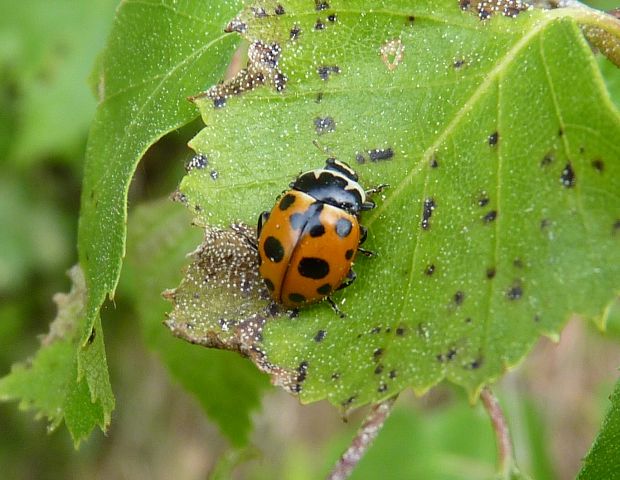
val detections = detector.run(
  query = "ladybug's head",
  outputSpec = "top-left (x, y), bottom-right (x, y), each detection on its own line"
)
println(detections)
top-left (324, 158), bottom-right (359, 182)
top-left (291, 161), bottom-right (366, 214)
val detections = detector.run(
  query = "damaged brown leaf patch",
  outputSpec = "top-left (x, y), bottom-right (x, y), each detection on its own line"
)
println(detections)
top-left (163, 224), bottom-right (299, 393)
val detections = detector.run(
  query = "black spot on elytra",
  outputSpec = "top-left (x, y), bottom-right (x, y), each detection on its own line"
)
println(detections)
top-left (421, 198), bottom-right (435, 230)
top-left (314, 116), bottom-right (336, 135)
top-left (488, 131), bottom-right (499, 146)
top-left (506, 283), bottom-right (523, 300)
top-left (345, 249), bottom-right (354, 260)
top-left (377, 383), bottom-right (388, 393)
top-left (289, 212), bottom-right (305, 230)
top-left (275, 4), bottom-right (285, 15)
top-left (373, 348), bottom-right (384, 360)
top-left (591, 159), bottom-right (604, 172)
top-left (368, 148), bottom-right (394, 161)
top-left (560, 163), bottom-right (576, 187)
top-left (264, 278), bottom-right (275, 291)
top-left (425, 264), bottom-right (435, 276)
top-left (315, 18), bottom-right (325, 30)
top-left (483, 210), bottom-right (497, 223)
top-left (541, 153), bottom-right (554, 167)
top-left (264, 236), bottom-right (284, 262)
top-left (336, 218), bottom-right (353, 237)
top-left (315, 0), bottom-right (329, 10)
top-left (374, 364), bottom-right (384, 374)
top-left (309, 224), bottom-right (326, 237)
top-left (454, 291), bottom-right (465, 305)
top-left (298, 257), bottom-right (330, 279)
top-left (297, 361), bottom-right (309, 383)
top-left (314, 330), bottom-right (326, 342)
top-left (290, 25), bottom-right (301, 40)
top-left (478, 193), bottom-right (490, 207)
top-left (486, 267), bottom-right (496, 279)
top-left (279, 193), bottom-right (296, 210)
top-left (288, 293), bottom-right (306, 303)
top-left (317, 283), bottom-right (331, 295)
top-left (87, 328), bottom-right (96, 344)
top-left (317, 65), bottom-right (341, 81)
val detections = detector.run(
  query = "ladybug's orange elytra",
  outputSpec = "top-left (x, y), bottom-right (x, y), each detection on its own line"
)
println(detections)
top-left (257, 159), bottom-right (385, 311)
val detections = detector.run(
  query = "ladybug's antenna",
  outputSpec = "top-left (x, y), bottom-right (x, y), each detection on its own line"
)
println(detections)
top-left (312, 139), bottom-right (335, 159)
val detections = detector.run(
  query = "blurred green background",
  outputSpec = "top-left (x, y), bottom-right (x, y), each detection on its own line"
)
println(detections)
top-left (0, 1), bottom-right (619, 479)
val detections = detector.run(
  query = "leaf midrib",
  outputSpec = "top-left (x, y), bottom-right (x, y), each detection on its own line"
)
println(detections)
top-left (366, 15), bottom-right (557, 228)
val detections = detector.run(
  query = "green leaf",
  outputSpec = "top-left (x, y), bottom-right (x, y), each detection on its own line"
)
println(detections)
top-left (0, 267), bottom-right (110, 446)
top-left (577, 376), bottom-right (620, 480)
top-left (123, 199), bottom-right (269, 446)
top-left (174, 0), bottom-right (620, 410)
top-left (599, 56), bottom-right (620, 109)
top-left (77, 0), bottom-right (243, 425)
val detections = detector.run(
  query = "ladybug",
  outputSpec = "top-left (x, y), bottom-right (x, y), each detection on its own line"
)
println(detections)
top-left (257, 158), bottom-right (386, 316)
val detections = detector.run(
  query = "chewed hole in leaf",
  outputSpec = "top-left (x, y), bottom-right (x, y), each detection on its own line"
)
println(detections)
top-left (164, 223), bottom-right (300, 393)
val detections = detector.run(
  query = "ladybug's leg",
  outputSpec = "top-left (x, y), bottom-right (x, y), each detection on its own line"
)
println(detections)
top-left (365, 183), bottom-right (389, 196)
top-left (326, 296), bottom-right (346, 318)
top-left (360, 200), bottom-right (376, 211)
top-left (257, 211), bottom-right (270, 238)
top-left (359, 225), bottom-right (368, 245)
top-left (337, 269), bottom-right (357, 290)
top-left (357, 228), bottom-right (375, 256)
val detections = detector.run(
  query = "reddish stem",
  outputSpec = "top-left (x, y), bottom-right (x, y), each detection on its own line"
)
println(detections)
top-left (327, 396), bottom-right (398, 480)
top-left (480, 387), bottom-right (514, 474)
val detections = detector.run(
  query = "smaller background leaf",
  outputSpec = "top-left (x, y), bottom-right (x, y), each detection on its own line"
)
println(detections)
top-left (577, 375), bottom-right (620, 480)
top-left (0, 267), bottom-right (110, 446)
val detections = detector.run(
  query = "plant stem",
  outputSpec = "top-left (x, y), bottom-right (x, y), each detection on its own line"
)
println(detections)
top-left (480, 387), bottom-right (515, 475)
top-left (327, 396), bottom-right (398, 480)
